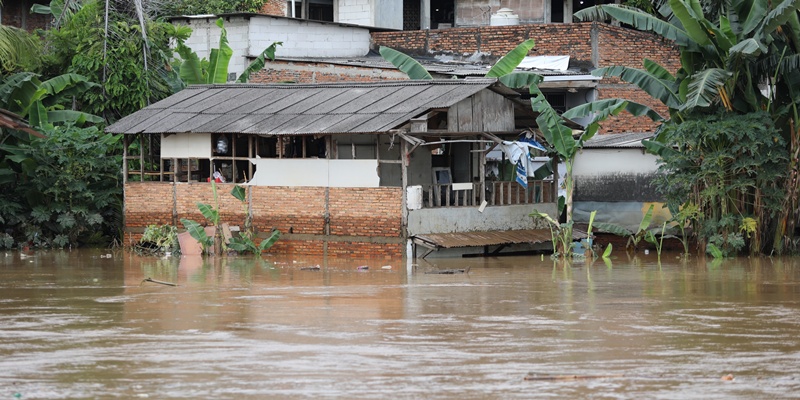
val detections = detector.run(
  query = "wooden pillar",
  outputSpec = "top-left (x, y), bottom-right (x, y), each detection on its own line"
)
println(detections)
top-left (122, 135), bottom-right (128, 184)
top-left (401, 139), bottom-right (409, 239)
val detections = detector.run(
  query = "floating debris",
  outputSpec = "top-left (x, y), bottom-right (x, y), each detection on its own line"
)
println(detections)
top-left (300, 266), bottom-right (321, 271)
top-left (381, 265), bottom-right (392, 270)
top-left (424, 267), bottom-right (470, 275)
top-left (524, 373), bottom-right (624, 381)
top-left (357, 265), bottom-right (369, 271)
top-left (721, 374), bottom-right (735, 381)
top-left (140, 277), bottom-right (177, 287)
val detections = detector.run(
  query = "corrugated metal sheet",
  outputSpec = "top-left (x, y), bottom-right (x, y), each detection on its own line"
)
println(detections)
top-left (107, 80), bottom-right (505, 135)
top-left (583, 132), bottom-right (654, 149)
top-left (412, 229), bottom-right (586, 249)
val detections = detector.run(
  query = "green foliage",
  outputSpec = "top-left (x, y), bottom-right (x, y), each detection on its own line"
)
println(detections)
top-left (596, 204), bottom-right (655, 252)
top-left (40, 0), bottom-right (181, 121)
top-left (0, 124), bottom-right (121, 248)
top-left (140, 224), bottom-right (179, 253)
top-left (0, 25), bottom-right (42, 73)
top-left (228, 229), bottom-right (281, 255)
top-left (485, 39), bottom-right (535, 78)
top-left (654, 112), bottom-right (788, 255)
top-left (154, 0), bottom-right (268, 18)
top-left (174, 18), bottom-right (281, 85)
top-left (530, 209), bottom-right (573, 257)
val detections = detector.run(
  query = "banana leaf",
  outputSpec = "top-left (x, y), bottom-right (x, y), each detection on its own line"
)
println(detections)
top-left (379, 46), bottom-right (432, 80)
top-left (258, 230), bottom-right (282, 252)
top-left (236, 41), bottom-right (282, 83)
top-left (679, 68), bottom-right (732, 111)
top-left (498, 72), bottom-right (543, 88)
top-left (485, 39), bottom-right (535, 78)
top-left (197, 203), bottom-right (219, 225)
top-left (181, 218), bottom-right (212, 248)
top-left (592, 65), bottom-right (681, 109)
top-left (207, 18), bottom-right (234, 84)
top-left (231, 185), bottom-right (246, 202)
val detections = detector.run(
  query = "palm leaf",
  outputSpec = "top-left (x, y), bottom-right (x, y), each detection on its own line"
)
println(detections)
top-left (529, 85), bottom-right (576, 158)
top-left (0, 25), bottom-right (40, 72)
top-left (379, 46), bottom-right (432, 80)
top-left (236, 41), bottom-right (282, 83)
top-left (498, 72), bottom-right (543, 88)
top-left (680, 68), bottom-right (732, 110)
top-left (761, 0), bottom-right (800, 35)
top-left (563, 99), bottom-right (665, 130)
top-left (176, 42), bottom-right (206, 85)
top-left (231, 185), bottom-right (246, 202)
top-left (643, 58), bottom-right (676, 81)
top-left (46, 110), bottom-right (104, 125)
top-left (258, 229), bottom-right (281, 252)
top-left (593, 66), bottom-right (681, 108)
top-left (575, 5), bottom-right (694, 47)
top-left (197, 203), bottom-right (219, 225)
top-left (207, 19), bottom-right (233, 84)
top-left (668, 0), bottom-right (712, 46)
top-left (485, 39), bottom-right (535, 78)
top-left (638, 204), bottom-right (655, 233)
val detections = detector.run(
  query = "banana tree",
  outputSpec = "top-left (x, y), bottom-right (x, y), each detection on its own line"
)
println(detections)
top-left (576, 0), bottom-right (800, 254)
top-left (529, 82), bottom-right (664, 257)
top-left (175, 18), bottom-right (282, 85)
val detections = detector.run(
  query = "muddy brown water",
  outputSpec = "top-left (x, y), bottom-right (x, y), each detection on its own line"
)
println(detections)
top-left (2, 250), bottom-right (800, 399)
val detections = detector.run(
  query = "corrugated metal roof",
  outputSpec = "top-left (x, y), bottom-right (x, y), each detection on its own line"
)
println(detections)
top-left (583, 132), bottom-right (654, 149)
top-left (106, 79), bottom-right (506, 135)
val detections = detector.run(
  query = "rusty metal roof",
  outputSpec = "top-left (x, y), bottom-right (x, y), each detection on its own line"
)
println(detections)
top-left (106, 79), bottom-right (509, 135)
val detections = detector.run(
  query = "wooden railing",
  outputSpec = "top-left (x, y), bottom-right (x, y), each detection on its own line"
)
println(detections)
top-left (421, 180), bottom-right (555, 208)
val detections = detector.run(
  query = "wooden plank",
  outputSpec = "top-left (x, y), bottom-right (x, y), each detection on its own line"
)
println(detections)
top-left (456, 98), bottom-right (473, 132)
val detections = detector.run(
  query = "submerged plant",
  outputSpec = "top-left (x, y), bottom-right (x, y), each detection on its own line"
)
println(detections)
top-left (595, 204), bottom-right (656, 252)
top-left (227, 185), bottom-right (281, 255)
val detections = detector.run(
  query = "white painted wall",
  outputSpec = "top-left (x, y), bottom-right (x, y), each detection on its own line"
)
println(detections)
top-left (247, 158), bottom-right (380, 187)
top-left (573, 148), bottom-right (659, 177)
top-left (173, 15), bottom-right (373, 78)
top-left (162, 133), bottom-right (212, 158)
top-left (407, 203), bottom-right (556, 236)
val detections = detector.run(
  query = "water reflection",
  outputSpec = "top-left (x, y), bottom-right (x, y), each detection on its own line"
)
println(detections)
top-left (1, 250), bottom-right (799, 399)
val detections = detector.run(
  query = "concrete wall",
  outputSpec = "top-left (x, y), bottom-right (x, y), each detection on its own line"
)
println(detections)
top-left (573, 148), bottom-right (660, 202)
top-left (338, 0), bottom-right (372, 26)
top-left (407, 203), bottom-right (555, 236)
top-left (174, 14), bottom-right (372, 78)
top-left (456, 0), bottom-right (547, 26)
top-left (373, 0), bottom-right (403, 30)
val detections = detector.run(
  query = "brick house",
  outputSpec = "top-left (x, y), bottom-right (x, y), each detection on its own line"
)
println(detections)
top-left (107, 79), bottom-right (559, 258)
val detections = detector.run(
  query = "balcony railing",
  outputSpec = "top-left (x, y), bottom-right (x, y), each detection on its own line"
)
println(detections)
top-left (421, 180), bottom-right (555, 208)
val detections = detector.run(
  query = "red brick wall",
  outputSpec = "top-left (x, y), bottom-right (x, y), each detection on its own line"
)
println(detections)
top-left (125, 183), bottom-right (175, 230)
top-left (125, 183), bottom-right (404, 257)
top-left (250, 60), bottom-right (408, 84)
top-left (250, 186), bottom-right (326, 234)
top-left (329, 188), bottom-right (402, 237)
top-left (372, 22), bottom-right (681, 134)
top-left (259, 0), bottom-right (286, 16)
top-left (372, 23), bottom-right (595, 64)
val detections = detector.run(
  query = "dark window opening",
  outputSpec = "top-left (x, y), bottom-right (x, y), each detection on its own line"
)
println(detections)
top-left (431, 0), bottom-right (454, 28)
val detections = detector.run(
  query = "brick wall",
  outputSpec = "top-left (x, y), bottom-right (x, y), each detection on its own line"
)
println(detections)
top-left (2, 0), bottom-right (50, 31)
top-left (259, 0), bottom-right (286, 16)
top-left (371, 23), bottom-right (595, 65)
top-left (372, 22), bottom-right (681, 134)
top-left (250, 60), bottom-right (408, 83)
top-left (329, 188), bottom-right (402, 237)
top-left (125, 183), bottom-right (404, 257)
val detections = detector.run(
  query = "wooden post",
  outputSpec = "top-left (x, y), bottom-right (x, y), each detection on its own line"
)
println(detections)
top-left (122, 135), bottom-right (128, 184)
top-left (401, 139), bottom-right (409, 238)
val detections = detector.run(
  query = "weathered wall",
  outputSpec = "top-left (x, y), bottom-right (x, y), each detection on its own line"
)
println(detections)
top-left (456, 0), bottom-right (546, 26)
top-left (250, 60), bottom-right (408, 83)
top-left (573, 148), bottom-right (660, 202)
top-left (172, 14), bottom-right (372, 78)
top-left (125, 183), bottom-right (404, 258)
top-left (407, 203), bottom-right (555, 236)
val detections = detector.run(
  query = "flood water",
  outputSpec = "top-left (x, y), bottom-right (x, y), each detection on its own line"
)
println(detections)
top-left (2, 250), bottom-right (800, 399)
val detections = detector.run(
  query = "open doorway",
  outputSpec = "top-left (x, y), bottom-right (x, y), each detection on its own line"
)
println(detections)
top-left (430, 0), bottom-right (454, 29)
